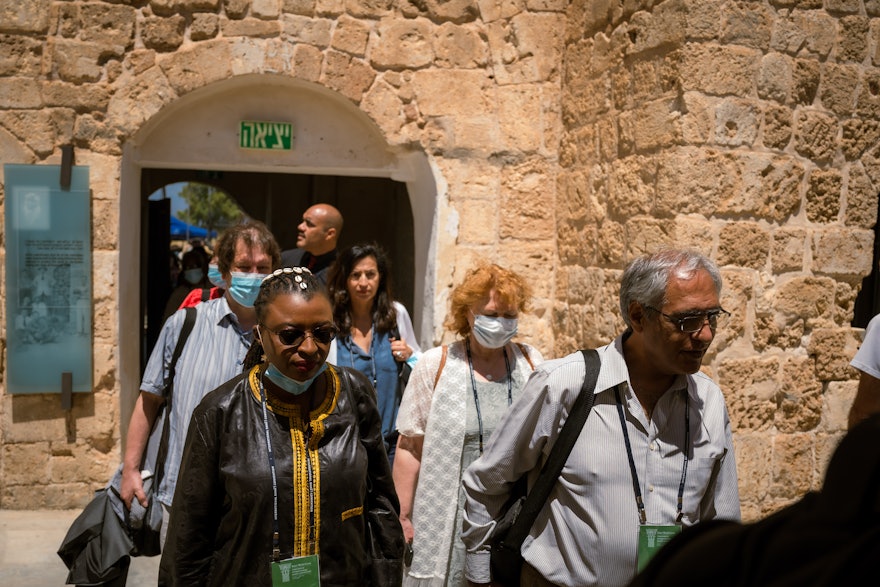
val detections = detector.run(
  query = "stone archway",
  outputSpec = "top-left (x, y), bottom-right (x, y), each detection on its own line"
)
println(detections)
top-left (117, 74), bottom-right (438, 434)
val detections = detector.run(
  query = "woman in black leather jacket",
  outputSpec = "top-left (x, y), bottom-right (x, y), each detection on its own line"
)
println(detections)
top-left (160, 267), bottom-right (404, 586)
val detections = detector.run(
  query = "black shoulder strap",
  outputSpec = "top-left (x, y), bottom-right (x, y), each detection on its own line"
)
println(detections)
top-left (165, 306), bottom-right (197, 408)
top-left (154, 306), bottom-right (197, 486)
top-left (504, 349), bottom-right (600, 547)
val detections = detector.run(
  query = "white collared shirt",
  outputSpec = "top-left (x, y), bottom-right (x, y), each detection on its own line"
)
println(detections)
top-left (461, 335), bottom-right (741, 587)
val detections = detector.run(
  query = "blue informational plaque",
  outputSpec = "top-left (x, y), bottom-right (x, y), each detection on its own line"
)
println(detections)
top-left (4, 164), bottom-right (92, 394)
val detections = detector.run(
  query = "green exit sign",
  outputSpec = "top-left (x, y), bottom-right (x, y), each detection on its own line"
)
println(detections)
top-left (239, 121), bottom-right (293, 150)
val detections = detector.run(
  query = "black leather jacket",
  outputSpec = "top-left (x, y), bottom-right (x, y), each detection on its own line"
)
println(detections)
top-left (160, 365), bottom-right (404, 586)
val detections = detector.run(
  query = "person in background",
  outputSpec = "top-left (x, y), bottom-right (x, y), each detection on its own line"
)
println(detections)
top-left (394, 263), bottom-right (543, 586)
top-left (849, 313), bottom-right (880, 427)
top-left (121, 221), bottom-right (281, 549)
top-left (280, 203), bottom-right (343, 285)
top-left (326, 242), bottom-right (420, 464)
top-left (177, 253), bottom-right (226, 309)
top-left (162, 246), bottom-right (212, 322)
top-left (160, 267), bottom-right (404, 586)
top-left (461, 249), bottom-right (740, 587)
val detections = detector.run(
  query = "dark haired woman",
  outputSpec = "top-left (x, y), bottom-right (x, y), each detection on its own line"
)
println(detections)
top-left (160, 267), bottom-right (404, 586)
top-left (326, 243), bottom-right (421, 464)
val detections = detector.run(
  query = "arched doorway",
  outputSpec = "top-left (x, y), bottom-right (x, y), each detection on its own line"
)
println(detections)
top-left (118, 74), bottom-right (438, 436)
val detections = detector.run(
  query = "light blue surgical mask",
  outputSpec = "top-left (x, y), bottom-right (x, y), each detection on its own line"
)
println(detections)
top-left (207, 263), bottom-right (226, 288)
top-left (183, 267), bottom-right (205, 285)
top-left (264, 362), bottom-right (327, 395)
top-left (472, 314), bottom-right (518, 349)
top-left (227, 271), bottom-right (267, 308)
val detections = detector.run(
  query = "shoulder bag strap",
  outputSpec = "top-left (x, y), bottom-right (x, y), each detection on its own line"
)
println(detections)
top-left (515, 342), bottom-right (535, 371)
top-left (154, 306), bottom-right (197, 486)
top-left (504, 348), bottom-right (600, 547)
top-left (432, 344), bottom-right (448, 390)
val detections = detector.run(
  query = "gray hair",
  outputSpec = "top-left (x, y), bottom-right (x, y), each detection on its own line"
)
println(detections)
top-left (619, 249), bottom-right (722, 327)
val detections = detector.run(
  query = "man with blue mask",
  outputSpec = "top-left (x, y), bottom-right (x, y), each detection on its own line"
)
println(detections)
top-left (121, 221), bottom-right (280, 555)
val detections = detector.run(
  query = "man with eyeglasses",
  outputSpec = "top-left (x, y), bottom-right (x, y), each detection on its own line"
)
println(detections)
top-left (121, 221), bottom-right (281, 552)
top-left (462, 249), bottom-right (740, 587)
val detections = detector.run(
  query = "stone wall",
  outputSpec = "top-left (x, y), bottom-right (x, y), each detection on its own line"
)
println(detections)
top-left (557, 0), bottom-right (876, 519)
top-left (0, 0), bottom-right (566, 508)
top-left (0, 0), bottom-right (874, 521)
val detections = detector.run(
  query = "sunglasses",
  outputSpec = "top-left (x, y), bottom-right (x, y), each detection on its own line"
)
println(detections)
top-left (646, 306), bottom-right (730, 333)
top-left (262, 324), bottom-right (338, 347)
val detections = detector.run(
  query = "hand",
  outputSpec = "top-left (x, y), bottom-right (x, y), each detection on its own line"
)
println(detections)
top-left (120, 466), bottom-right (148, 510)
top-left (389, 337), bottom-right (411, 362)
top-left (399, 515), bottom-right (415, 543)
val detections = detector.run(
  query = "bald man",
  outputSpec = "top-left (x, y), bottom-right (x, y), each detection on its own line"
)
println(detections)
top-left (280, 203), bottom-right (343, 284)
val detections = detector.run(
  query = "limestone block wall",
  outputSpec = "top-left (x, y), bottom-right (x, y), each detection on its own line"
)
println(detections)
top-left (557, 0), bottom-right (877, 519)
top-left (0, 0), bottom-right (565, 507)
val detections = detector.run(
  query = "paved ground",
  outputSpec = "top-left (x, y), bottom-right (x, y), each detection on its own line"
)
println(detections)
top-left (0, 509), bottom-right (160, 586)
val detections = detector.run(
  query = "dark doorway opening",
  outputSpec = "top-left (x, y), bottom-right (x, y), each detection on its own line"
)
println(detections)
top-left (140, 168), bottom-right (414, 367)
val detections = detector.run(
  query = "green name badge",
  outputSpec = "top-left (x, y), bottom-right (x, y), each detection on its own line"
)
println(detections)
top-left (637, 524), bottom-right (681, 572)
top-left (271, 554), bottom-right (320, 587)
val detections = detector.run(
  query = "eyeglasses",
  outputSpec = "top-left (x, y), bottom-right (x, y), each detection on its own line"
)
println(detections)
top-left (646, 306), bottom-right (730, 333)
top-left (261, 324), bottom-right (337, 347)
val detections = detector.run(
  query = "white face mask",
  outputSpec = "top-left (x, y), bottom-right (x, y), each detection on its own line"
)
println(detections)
top-left (472, 314), bottom-right (518, 349)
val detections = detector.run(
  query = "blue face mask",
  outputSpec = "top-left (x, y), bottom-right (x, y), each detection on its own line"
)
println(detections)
top-left (264, 362), bottom-right (328, 395)
top-left (183, 267), bottom-right (205, 285)
top-left (207, 263), bottom-right (226, 288)
top-left (227, 271), bottom-right (267, 308)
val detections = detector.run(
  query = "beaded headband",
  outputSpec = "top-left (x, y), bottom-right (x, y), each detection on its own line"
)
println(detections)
top-left (262, 266), bottom-right (313, 289)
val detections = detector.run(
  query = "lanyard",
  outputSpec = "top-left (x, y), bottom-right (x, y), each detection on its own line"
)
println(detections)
top-left (258, 374), bottom-right (318, 561)
top-left (613, 383), bottom-right (689, 524)
top-left (465, 338), bottom-right (512, 454)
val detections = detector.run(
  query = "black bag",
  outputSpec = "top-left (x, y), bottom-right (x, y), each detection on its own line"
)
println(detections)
top-left (59, 307), bottom-right (197, 581)
top-left (488, 349), bottom-right (601, 586)
top-left (390, 325), bottom-right (412, 405)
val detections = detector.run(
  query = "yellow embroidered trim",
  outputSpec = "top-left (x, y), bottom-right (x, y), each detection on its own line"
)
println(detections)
top-left (248, 363), bottom-right (346, 557)
top-left (341, 506), bottom-right (363, 522)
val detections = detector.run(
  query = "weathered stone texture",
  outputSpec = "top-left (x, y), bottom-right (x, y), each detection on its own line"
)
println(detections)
top-left (191, 13), bottom-right (221, 41)
top-left (331, 15), bottom-right (370, 56)
top-left (809, 328), bottom-right (862, 381)
top-left (757, 52), bottom-right (791, 103)
top-left (771, 10), bottom-right (836, 58)
top-left (846, 164), bottom-right (879, 228)
top-left (796, 109), bottom-right (840, 162)
top-left (772, 227), bottom-right (807, 273)
top-left (80, 4), bottom-right (136, 50)
top-left (0, 0), bottom-right (874, 525)
top-left (811, 227), bottom-right (875, 278)
top-left (806, 168), bottom-right (842, 223)
top-left (720, 1), bottom-right (774, 51)
top-left (770, 433), bottom-right (814, 499)
top-left (143, 16), bottom-right (187, 52)
top-left (836, 15), bottom-right (869, 63)
top-left (0, 0), bottom-right (51, 34)
top-left (719, 222), bottom-right (770, 270)
top-left (777, 356), bottom-right (823, 433)
top-left (0, 35), bottom-right (42, 77)
top-left (655, 148), bottom-right (737, 216)
top-left (371, 18), bottom-right (435, 70)
top-left (434, 22), bottom-right (489, 68)
top-left (819, 62), bottom-right (859, 117)
top-left (720, 356), bottom-right (779, 432)
top-left (680, 44), bottom-right (758, 95)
